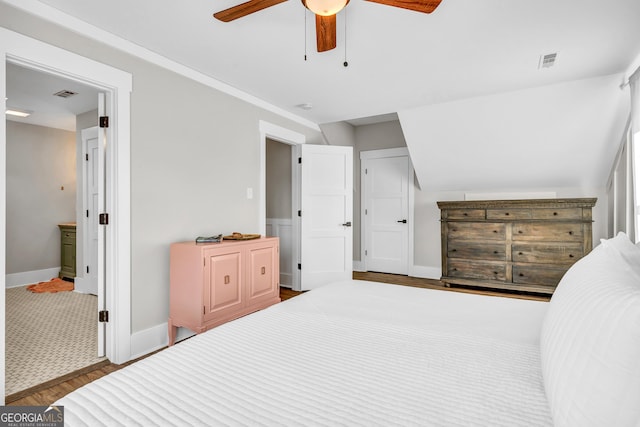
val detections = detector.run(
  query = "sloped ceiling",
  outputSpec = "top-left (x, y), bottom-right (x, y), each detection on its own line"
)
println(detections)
top-left (6, 0), bottom-right (640, 124)
top-left (399, 74), bottom-right (629, 193)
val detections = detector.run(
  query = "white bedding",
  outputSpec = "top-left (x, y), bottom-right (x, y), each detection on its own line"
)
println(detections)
top-left (57, 280), bottom-right (552, 426)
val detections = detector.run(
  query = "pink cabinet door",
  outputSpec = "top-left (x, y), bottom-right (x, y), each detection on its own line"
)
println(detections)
top-left (246, 244), bottom-right (278, 306)
top-left (203, 249), bottom-right (243, 322)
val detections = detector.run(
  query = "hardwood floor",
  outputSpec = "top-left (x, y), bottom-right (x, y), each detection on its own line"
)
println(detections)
top-left (7, 272), bottom-right (549, 406)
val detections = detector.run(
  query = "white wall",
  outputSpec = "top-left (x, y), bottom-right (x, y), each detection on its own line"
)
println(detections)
top-left (6, 121), bottom-right (76, 276)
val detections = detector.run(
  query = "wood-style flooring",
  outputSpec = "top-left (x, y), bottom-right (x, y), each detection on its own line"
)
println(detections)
top-left (7, 272), bottom-right (549, 406)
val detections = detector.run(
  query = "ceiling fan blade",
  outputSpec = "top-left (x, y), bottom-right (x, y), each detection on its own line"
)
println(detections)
top-left (365, 0), bottom-right (442, 14)
top-left (316, 14), bottom-right (337, 52)
top-left (213, 0), bottom-right (288, 22)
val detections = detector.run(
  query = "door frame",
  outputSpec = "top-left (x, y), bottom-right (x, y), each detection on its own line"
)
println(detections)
top-left (360, 147), bottom-right (415, 275)
top-left (0, 28), bottom-right (133, 397)
top-left (259, 120), bottom-right (306, 291)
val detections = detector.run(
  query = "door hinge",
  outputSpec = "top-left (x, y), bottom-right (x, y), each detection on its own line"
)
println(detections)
top-left (298, 157), bottom-right (302, 164)
top-left (203, 306), bottom-right (206, 315)
top-left (86, 210), bottom-right (89, 218)
top-left (99, 213), bottom-right (109, 225)
top-left (98, 310), bottom-right (109, 322)
top-left (99, 116), bottom-right (109, 128)
top-left (298, 210), bottom-right (302, 217)
top-left (86, 266), bottom-right (90, 274)
top-left (365, 250), bottom-right (368, 256)
top-left (85, 153), bottom-right (89, 161)
top-left (365, 168), bottom-right (368, 174)
top-left (298, 263), bottom-right (301, 270)
top-left (365, 209), bottom-right (368, 215)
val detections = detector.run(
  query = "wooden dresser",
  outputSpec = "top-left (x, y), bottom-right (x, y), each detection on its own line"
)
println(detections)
top-left (169, 237), bottom-right (280, 345)
top-left (437, 198), bottom-right (596, 294)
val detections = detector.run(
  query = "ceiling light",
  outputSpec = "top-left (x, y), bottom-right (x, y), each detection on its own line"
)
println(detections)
top-left (5, 108), bottom-right (32, 118)
top-left (302, 0), bottom-right (349, 16)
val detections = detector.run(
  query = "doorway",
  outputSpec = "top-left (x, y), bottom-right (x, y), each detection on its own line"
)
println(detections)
top-left (4, 63), bottom-right (105, 398)
top-left (360, 147), bottom-right (415, 275)
top-left (1, 28), bottom-right (133, 402)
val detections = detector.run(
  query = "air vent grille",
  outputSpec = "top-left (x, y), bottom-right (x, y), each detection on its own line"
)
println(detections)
top-left (53, 90), bottom-right (78, 98)
top-left (539, 53), bottom-right (558, 69)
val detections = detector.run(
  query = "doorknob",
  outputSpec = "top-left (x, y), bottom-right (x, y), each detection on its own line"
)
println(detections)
top-left (397, 219), bottom-right (407, 224)
top-left (341, 221), bottom-right (352, 227)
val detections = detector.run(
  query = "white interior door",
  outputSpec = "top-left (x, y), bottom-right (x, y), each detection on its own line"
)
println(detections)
top-left (300, 144), bottom-right (353, 291)
top-left (96, 93), bottom-right (107, 357)
top-left (81, 127), bottom-right (99, 296)
top-left (363, 154), bottom-right (410, 274)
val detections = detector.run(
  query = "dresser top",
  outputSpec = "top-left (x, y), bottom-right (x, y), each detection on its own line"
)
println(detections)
top-left (173, 236), bottom-right (278, 248)
top-left (437, 198), bottom-right (597, 210)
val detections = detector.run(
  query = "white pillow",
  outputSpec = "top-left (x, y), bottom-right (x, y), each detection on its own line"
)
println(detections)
top-left (540, 239), bottom-right (640, 427)
top-left (599, 231), bottom-right (640, 274)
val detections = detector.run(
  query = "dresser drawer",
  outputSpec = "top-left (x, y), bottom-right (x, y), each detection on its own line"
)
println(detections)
top-left (531, 208), bottom-right (583, 220)
top-left (512, 243), bottom-right (583, 265)
top-left (447, 241), bottom-right (506, 261)
top-left (512, 223), bottom-right (583, 241)
top-left (512, 265), bottom-right (568, 286)
top-left (486, 209), bottom-right (532, 220)
top-left (447, 259), bottom-right (506, 281)
top-left (61, 230), bottom-right (76, 244)
top-left (447, 222), bottom-right (506, 241)
top-left (446, 209), bottom-right (486, 220)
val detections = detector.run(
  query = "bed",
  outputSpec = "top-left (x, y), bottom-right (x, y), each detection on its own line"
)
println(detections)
top-left (56, 233), bottom-right (640, 427)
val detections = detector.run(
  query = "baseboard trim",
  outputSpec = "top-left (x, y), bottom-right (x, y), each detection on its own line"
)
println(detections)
top-left (5, 268), bottom-right (61, 288)
top-left (130, 323), bottom-right (195, 360)
top-left (410, 265), bottom-right (441, 280)
top-left (353, 261), bottom-right (365, 272)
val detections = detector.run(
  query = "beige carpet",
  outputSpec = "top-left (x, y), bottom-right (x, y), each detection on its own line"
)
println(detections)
top-left (5, 285), bottom-right (105, 396)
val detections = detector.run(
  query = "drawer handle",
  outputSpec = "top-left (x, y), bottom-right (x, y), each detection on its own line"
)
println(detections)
top-left (493, 271), bottom-right (498, 275)
top-left (452, 268), bottom-right (458, 271)
top-left (224, 275), bottom-right (230, 284)
top-left (518, 252), bottom-right (523, 255)
top-left (569, 254), bottom-right (574, 258)
top-left (451, 249), bottom-right (457, 252)
top-left (518, 230), bottom-right (523, 234)
top-left (463, 212), bottom-right (468, 216)
top-left (568, 231), bottom-right (573, 235)
top-left (493, 250), bottom-right (499, 254)
top-left (261, 266), bottom-right (266, 275)
top-left (493, 230), bottom-right (498, 233)
top-left (553, 212), bottom-right (558, 216)
top-left (504, 212), bottom-right (510, 216)
top-left (519, 273), bottom-right (524, 277)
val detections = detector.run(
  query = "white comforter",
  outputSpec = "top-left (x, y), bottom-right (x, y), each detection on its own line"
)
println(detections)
top-left (57, 280), bottom-right (553, 426)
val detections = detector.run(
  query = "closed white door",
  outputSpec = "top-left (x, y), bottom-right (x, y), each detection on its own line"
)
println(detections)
top-left (363, 154), bottom-right (410, 274)
top-left (81, 127), bottom-right (99, 296)
top-left (300, 144), bottom-right (353, 291)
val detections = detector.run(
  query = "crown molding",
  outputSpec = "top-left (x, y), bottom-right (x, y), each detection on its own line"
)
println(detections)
top-left (2, 0), bottom-right (321, 131)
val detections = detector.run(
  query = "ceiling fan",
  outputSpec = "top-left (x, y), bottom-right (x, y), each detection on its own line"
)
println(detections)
top-left (213, 0), bottom-right (442, 53)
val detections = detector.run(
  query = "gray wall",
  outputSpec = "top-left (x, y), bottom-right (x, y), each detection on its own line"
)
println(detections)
top-left (0, 3), bottom-right (323, 333)
top-left (6, 121), bottom-right (76, 274)
top-left (266, 138), bottom-right (292, 219)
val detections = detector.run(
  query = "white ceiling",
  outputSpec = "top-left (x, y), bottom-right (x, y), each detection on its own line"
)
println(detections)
top-left (16, 0), bottom-right (640, 126)
top-left (6, 62), bottom-right (98, 131)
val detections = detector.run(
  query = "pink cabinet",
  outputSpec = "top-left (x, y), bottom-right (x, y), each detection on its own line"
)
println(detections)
top-left (169, 237), bottom-right (280, 345)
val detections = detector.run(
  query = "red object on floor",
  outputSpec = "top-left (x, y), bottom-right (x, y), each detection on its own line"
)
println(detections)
top-left (26, 277), bottom-right (74, 293)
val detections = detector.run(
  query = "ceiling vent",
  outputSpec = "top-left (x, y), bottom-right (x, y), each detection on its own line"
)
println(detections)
top-left (539, 53), bottom-right (558, 69)
top-left (53, 89), bottom-right (78, 98)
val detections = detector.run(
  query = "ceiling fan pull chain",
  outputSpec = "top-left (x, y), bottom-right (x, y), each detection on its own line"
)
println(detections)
top-left (304, 8), bottom-right (308, 61)
top-left (343, 9), bottom-right (348, 67)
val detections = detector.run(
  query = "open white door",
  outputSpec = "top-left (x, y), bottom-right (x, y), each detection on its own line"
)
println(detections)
top-left (96, 93), bottom-right (107, 357)
top-left (80, 127), bottom-right (99, 296)
top-left (300, 144), bottom-right (353, 291)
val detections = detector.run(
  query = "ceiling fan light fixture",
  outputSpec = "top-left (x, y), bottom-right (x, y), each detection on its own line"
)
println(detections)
top-left (302, 0), bottom-right (348, 16)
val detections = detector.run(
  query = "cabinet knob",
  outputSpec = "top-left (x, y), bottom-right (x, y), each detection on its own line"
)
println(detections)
top-left (261, 266), bottom-right (266, 275)
top-left (553, 212), bottom-right (558, 216)
top-left (519, 273), bottom-right (525, 277)
top-left (504, 212), bottom-right (510, 216)
top-left (518, 252), bottom-right (524, 255)
top-left (493, 250), bottom-right (499, 254)
top-left (568, 231), bottom-right (573, 235)
top-left (569, 254), bottom-right (574, 258)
